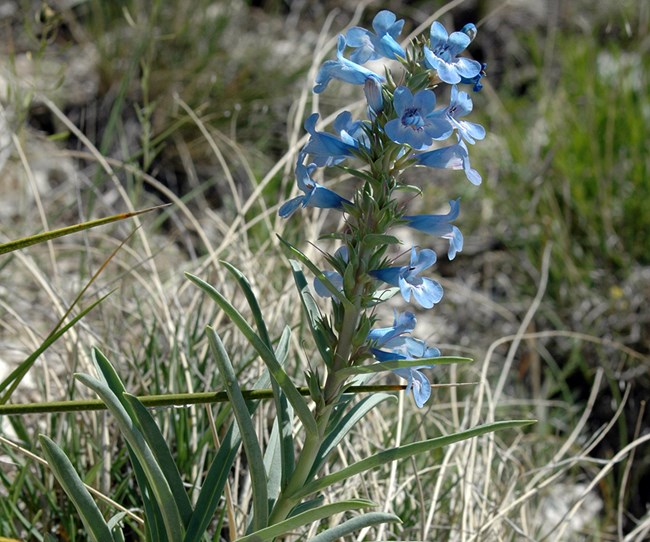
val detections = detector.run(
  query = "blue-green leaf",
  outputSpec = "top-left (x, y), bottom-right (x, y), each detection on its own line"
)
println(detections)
top-left (235, 500), bottom-right (376, 542)
top-left (185, 359), bottom-right (277, 541)
top-left (309, 393), bottom-right (396, 480)
top-left (296, 420), bottom-right (536, 499)
top-left (75, 374), bottom-right (185, 541)
top-left (287, 260), bottom-right (334, 366)
top-left (308, 512), bottom-right (401, 542)
top-left (39, 435), bottom-right (115, 542)
top-left (221, 260), bottom-right (272, 348)
top-left (93, 348), bottom-right (193, 527)
top-left (206, 326), bottom-right (268, 531)
top-left (185, 272), bottom-right (317, 435)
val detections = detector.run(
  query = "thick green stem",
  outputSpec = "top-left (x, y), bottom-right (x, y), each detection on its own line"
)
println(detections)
top-left (268, 303), bottom-right (361, 524)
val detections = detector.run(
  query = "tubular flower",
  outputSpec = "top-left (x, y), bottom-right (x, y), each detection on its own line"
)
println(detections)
top-left (368, 312), bottom-right (440, 408)
top-left (460, 62), bottom-right (487, 92)
top-left (417, 138), bottom-right (482, 185)
top-left (444, 85), bottom-right (486, 144)
top-left (404, 198), bottom-right (464, 260)
top-left (314, 35), bottom-right (384, 94)
top-left (345, 10), bottom-right (406, 64)
top-left (302, 113), bottom-right (361, 167)
top-left (370, 247), bottom-right (443, 309)
top-left (384, 87), bottom-right (452, 150)
top-left (423, 21), bottom-right (482, 84)
top-left (278, 158), bottom-right (351, 218)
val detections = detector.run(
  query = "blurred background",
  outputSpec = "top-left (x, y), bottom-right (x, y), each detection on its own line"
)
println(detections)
top-left (0, 0), bottom-right (648, 539)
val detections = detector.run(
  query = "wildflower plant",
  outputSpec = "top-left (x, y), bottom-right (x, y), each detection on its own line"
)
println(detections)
top-left (3, 9), bottom-right (533, 541)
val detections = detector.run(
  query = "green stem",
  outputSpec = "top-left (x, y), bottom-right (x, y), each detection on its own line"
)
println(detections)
top-left (0, 385), bottom-right (405, 416)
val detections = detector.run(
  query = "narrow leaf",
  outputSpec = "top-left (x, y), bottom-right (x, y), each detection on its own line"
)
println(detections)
top-left (185, 362), bottom-right (279, 541)
top-left (296, 420), bottom-right (536, 498)
top-left (123, 394), bottom-right (193, 524)
top-left (0, 293), bottom-right (111, 403)
top-left (362, 234), bottom-right (401, 247)
top-left (75, 374), bottom-right (185, 541)
top-left (308, 512), bottom-right (401, 542)
top-left (278, 236), bottom-right (352, 308)
top-left (185, 272), bottom-right (317, 435)
top-left (235, 500), bottom-right (376, 542)
top-left (221, 261), bottom-right (272, 348)
top-left (0, 205), bottom-right (167, 255)
top-left (92, 349), bottom-right (193, 526)
top-left (337, 357), bottom-right (473, 377)
top-left (207, 326), bottom-right (268, 531)
top-left (39, 435), bottom-right (114, 542)
top-left (288, 260), bottom-right (333, 366)
top-left (309, 393), bottom-right (396, 480)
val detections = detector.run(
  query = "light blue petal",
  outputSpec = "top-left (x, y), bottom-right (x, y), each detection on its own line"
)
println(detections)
top-left (410, 370), bottom-right (432, 408)
top-left (429, 21), bottom-right (449, 47)
top-left (278, 196), bottom-right (304, 218)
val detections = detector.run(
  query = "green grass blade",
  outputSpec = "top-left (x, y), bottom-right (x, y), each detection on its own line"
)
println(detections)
top-left (0, 227), bottom-right (136, 403)
top-left (38, 435), bottom-right (115, 542)
top-left (206, 326), bottom-right (268, 531)
top-left (295, 420), bottom-right (536, 499)
top-left (75, 373), bottom-right (185, 541)
top-left (0, 293), bottom-right (111, 404)
top-left (185, 272), bottom-right (317, 435)
top-left (0, 205), bottom-right (166, 255)
top-left (309, 393), bottom-right (396, 480)
top-left (235, 499), bottom-right (376, 542)
top-left (336, 357), bottom-right (473, 377)
top-left (308, 512), bottom-right (401, 542)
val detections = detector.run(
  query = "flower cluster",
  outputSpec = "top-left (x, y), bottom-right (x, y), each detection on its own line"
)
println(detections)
top-left (280, 11), bottom-right (486, 407)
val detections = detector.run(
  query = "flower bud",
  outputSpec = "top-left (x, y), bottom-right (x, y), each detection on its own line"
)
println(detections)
top-left (460, 23), bottom-right (477, 42)
top-left (364, 77), bottom-right (384, 115)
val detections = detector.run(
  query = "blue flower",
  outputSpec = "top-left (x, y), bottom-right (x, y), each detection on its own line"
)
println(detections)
top-left (404, 198), bottom-right (464, 260)
top-left (460, 62), bottom-right (487, 92)
top-left (364, 77), bottom-right (384, 116)
top-left (417, 138), bottom-right (482, 185)
top-left (444, 85), bottom-right (485, 144)
top-left (367, 311), bottom-right (416, 345)
top-left (278, 158), bottom-right (351, 218)
top-left (423, 21), bottom-right (482, 84)
top-left (368, 312), bottom-right (440, 408)
top-left (314, 35), bottom-right (384, 94)
top-left (345, 10), bottom-right (406, 64)
top-left (384, 87), bottom-right (452, 150)
top-left (302, 112), bottom-right (362, 167)
top-left (370, 247), bottom-right (443, 308)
